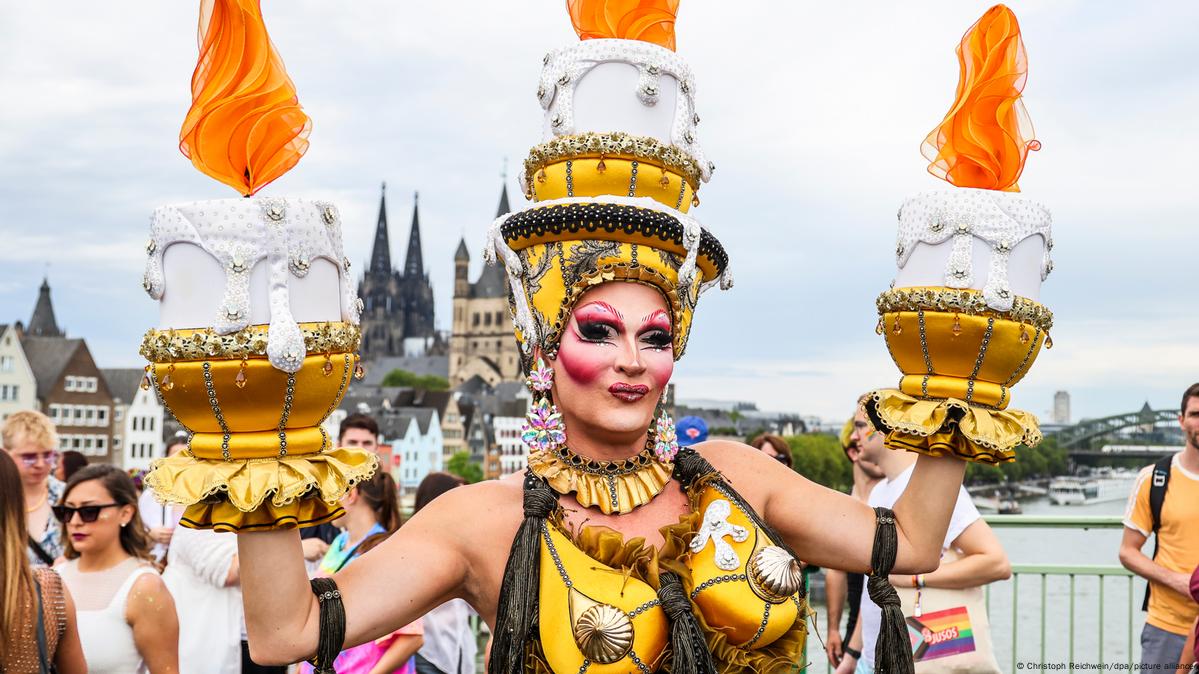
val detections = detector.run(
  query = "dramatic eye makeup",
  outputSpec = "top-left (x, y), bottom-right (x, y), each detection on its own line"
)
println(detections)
top-left (639, 310), bottom-right (672, 350)
top-left (572, 302), bottom-right (623, 343)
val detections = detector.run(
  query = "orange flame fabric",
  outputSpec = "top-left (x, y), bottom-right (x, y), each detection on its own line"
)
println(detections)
top-left (921, 5), bottom-right (1039, 192)
top-left (567, 0), bottom-right (681, 51)
top-left (179, 0), bottom-right (311, 196)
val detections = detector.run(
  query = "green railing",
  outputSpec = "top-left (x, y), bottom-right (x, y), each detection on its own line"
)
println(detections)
top-left (813, 515), bottom-right (1139, 672)
top-left (984, 515), bottom-right (1136, 671)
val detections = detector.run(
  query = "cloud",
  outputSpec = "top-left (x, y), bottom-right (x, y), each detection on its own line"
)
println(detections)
top-left (1, 1), bottom-right (1196, 422)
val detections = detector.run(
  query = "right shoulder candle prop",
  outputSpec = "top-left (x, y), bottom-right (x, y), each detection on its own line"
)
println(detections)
top-left (864, 5), bottom-right (1053, 465)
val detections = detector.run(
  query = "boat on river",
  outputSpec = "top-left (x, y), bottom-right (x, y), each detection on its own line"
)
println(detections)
top-left (1048, 470), bottom-right (1138, 506)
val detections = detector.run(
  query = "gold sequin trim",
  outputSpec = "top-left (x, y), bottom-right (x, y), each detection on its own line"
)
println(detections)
top-left (523, 132), bottom-right (702, 194)
top-left (140, 322), bottom-right (361, 363)
top-left (876, 287), bottom-right (1053, 332)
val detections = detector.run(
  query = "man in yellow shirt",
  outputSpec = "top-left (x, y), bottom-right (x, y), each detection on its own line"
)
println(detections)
top-left (1120, 383), bottom-right (1199, 668)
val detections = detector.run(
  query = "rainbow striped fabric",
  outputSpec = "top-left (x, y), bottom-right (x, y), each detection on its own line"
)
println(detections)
top-left (906, 605), bottom-right (977, 661)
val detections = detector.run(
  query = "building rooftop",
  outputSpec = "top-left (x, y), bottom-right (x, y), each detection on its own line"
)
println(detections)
top-left (101, 368), bottom-right (145, 404)
top-left (21, 336), bottom-right (84, 400)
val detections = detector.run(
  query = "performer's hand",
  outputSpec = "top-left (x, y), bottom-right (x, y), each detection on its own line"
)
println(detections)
top-left (300, 537), bottom-right (329, 561)
top-left (825, 626), bottom-right (844, 664)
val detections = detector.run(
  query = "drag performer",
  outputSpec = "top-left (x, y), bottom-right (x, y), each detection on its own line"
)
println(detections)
top-left (136, 1), bottom-right (1046, 672)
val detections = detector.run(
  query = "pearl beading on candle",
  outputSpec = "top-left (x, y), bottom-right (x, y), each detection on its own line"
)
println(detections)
top-left (894, 189), bottom-right (1053, 312)
top-left (143, 197), bottom-right (362, 373)
top-left (537, 39), bottom-right (712, 183)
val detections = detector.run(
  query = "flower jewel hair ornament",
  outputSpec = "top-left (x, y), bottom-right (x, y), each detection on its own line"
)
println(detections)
top-left (863, 4), bottom-right (1054, 466)
top-left (142, 0), bottom-right (376, 533)
top-left (506, 0), bottom-right (717, 514)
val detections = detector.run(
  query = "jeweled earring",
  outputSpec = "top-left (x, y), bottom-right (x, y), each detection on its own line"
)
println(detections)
top-left (653, 407), bottom-right (679, 462)
top-left (522, 355), bottom-right (566, 453)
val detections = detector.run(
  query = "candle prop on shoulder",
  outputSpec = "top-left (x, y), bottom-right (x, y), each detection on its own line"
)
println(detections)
top-left (863, 5), bottom-right (1053, 465)
top-left (143, 0), bottom-right (376, 532)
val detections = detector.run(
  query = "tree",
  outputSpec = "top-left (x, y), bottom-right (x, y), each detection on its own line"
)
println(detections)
top-left (785, 434), bottom-right (853, 492)
top-left (381, 369), bottom-right (450, 391)
top-left (446, 450), bottom-right (483, 484)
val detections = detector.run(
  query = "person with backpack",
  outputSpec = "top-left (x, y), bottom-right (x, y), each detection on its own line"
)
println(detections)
top-left (4, 410), bottom-right (67, 567)
top-left (1120, 382), bottom-right (1199, 668)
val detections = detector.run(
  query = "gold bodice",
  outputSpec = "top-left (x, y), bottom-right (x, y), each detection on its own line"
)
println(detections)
top-left (532, 484), bottom-right (809, 673)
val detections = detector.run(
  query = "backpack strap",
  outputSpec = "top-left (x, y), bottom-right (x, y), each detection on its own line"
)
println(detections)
top-left (28, 535), bottom-right (55, 566)
top-left (1142, 454), bottom-right (1173, 612)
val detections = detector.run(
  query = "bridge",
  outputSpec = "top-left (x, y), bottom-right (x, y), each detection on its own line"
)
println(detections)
top-left (1054, 403), bottom-right (1180, 450)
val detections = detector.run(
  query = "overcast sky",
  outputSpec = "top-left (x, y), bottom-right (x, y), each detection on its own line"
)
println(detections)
top-left (1, 1), bottom-right (1196, 422)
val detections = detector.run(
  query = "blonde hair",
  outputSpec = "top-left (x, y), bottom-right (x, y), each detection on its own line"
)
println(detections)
top-left (2, 409), bottom-right (58, 451)
top-left (0, 451), bottom-right (34, 662)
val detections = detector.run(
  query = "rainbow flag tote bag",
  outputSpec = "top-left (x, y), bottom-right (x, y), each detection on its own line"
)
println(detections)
top-left (894, 550), bottom-right (1001, 673)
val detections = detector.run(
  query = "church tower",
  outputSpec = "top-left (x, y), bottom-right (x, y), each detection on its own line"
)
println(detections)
top-left (357, 184), bottom-right (437, 359)
top-left (449, 182), bottom-right (522, 386)
top-left (358, 183), bottom-right (403, 358)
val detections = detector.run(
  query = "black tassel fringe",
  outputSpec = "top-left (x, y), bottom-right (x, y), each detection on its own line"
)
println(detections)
top-left (488, 471), bottom-right (558, 674)
top-left (658, 571), bottom-right (718, 674)
top-left (867, 506), bottom-right (914, 674)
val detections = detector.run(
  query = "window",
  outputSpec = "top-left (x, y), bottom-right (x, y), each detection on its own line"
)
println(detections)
top-left (84, 407), bottom-right (94, 424)
top-left (495, 312), bottom-right (503, 325)
top-left (0, 384), bottom-right (18, 401)
top-left (113, 435), bottom-right (122, 450)
top-left (48, 404), bottom-right (60, 422)
top-left (97, 407), bottom-right (108, 425)
top-left (472, 313), bottom-right (480, 327)
top-left (73, 406), bottom-right (83, 422)
top-left (485, 312), bottom-right (492, 326)
top-left (114, 408), bottom-right (124, 422)
top-left (59, 435), bottom-right (70, 450)
top-left (72, 436), bottom-right (82, 450)
top-left (64, 376), bottom-right (76, 392)
top-left (148, 416), bottom-right (155, 432)
top-left (0, 355), bottom-right (12, 372)
top-left (96, 436), bottom-right (106, 451)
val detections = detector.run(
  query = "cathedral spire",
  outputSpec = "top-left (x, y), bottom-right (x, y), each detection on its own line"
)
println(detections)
top-left (28, 277), bottom-right (63, 337)
top-left (404, 191), bottom-right (424, 278)
top-left (368, 182), bottom-right (391, 275)
top-left (495, 181), bottom-right (511, 218)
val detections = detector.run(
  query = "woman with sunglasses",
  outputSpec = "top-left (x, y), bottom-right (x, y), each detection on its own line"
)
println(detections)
top-left (55, 464), bottom-right (180, 673)
top-left (3, 410), bottom-right (67, 567)
top-left (0, 450), bottom-right (87, 673)
top-left (750, 433), bottom-right (795, 470)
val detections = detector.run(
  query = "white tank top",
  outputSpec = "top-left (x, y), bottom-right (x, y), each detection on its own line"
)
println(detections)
top-left (58, 557), bottom-right (157, 674)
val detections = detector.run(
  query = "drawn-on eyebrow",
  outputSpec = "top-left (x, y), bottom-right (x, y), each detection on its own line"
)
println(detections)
top-left (641, 309), bottom-right (671, 328)
top-left (576, 301), bottom-right (623, 321)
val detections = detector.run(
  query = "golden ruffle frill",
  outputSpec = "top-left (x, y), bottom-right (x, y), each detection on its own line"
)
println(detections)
top-left (145, 448), bottom-right (378, 532)
top-left (864, 388), bottom-right (1041, 465)
top-left (524, 504), bottom-right (808, 673)
top-left (527, 449), bottom-right (673, 515)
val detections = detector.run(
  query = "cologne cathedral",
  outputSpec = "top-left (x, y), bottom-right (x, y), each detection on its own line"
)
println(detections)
top-left (357, 184), bottom-right (437, 358)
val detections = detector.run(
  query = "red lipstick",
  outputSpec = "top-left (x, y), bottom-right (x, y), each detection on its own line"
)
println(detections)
top-left (609, 382), bottom-right (649, 402)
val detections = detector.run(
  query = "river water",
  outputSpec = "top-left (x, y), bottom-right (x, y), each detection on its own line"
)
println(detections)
top-left (805, 496), bottom-right (1151, 671)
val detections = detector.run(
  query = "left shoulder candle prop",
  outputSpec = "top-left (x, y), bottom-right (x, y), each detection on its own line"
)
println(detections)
top-left (863, 5), bottom-right (1053, 465)
top-left (143, 0), bottom-right (376, 531)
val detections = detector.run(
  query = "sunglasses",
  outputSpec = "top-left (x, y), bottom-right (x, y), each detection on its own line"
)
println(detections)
top-left (15, 451), bottom-right (59, 469)
top-left (52, 503), bottom-right (120, 524)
